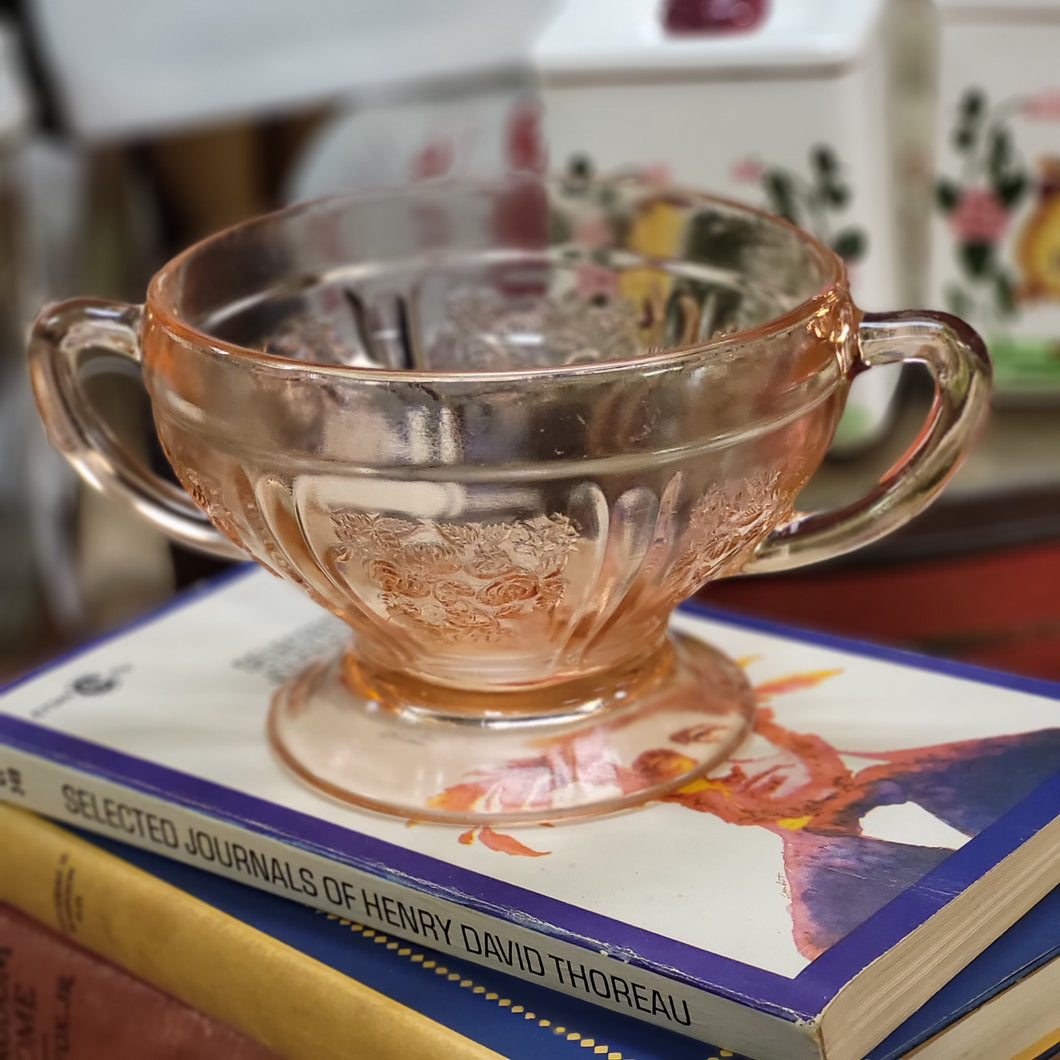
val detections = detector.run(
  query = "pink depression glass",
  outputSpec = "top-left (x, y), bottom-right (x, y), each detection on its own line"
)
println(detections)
top-left (28, 177), bottom-right (991, 824)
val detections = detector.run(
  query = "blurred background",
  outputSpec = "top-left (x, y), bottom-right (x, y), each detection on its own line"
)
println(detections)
top-left (0, 0), bottom-right (1058, 683)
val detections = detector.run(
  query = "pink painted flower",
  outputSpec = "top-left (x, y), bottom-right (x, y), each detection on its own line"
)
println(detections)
top-left (731, 156), bottom-right (764, 183)
top-left (1023, 90), bottom-right (1060, 120)
top-left (638, 162), bottom-right (673, 186)
top-left (410, 138), bottom-right (453, 181)
top-left (949, 187), bottom-right (1009, 242)
top-left (506, 100), bottom-right (548, 173)
top-left (573, 212), bottom-right (612, 249)
top-left (575, 262), bottom-right (620, 300)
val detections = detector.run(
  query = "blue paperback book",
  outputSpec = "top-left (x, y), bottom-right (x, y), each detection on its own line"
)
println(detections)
top-left (1, 569), bottom-right (1059, 1060)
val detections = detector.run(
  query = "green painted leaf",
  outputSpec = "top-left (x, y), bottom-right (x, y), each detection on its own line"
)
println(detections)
top-left (566, 153), bottom-right (593, 179)
top-left (960, 88), bottom-right (985, 119)
top-left (959, 241), bottom-right (995, 277)
top-left (936, 179), bottom-right (960, 211)
top-left (997, 173), bottom-right (1029, 208)
top-left (548, 210), bottom-right (573, 244)
top-left (988, 127), bottom-right (1012, 182)
top-left (811, 145), bottom-right (839, 176)
top-left (763, 171), bottom-right (799, 225)
top-left (825, 184), bottom-right (850, 208)
top-left (831, 229), bottom-right (868, 261)
top-left (685, 212), bottom-right (758, 269)
top-left (945, 284), bottom-right (974, 318)
top-left (995, 271), bottom-right (1017, 314)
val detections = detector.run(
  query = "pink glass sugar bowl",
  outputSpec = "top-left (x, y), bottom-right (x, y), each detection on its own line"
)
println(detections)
top-left (28, 177), bottom-right (991, 823)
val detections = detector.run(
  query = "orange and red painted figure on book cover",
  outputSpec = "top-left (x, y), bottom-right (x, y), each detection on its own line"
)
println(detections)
top-left (436, 668), bottom-right (1060, 961)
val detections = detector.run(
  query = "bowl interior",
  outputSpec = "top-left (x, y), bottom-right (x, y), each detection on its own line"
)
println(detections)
top-left (153, 177), bottom-right (842, 374)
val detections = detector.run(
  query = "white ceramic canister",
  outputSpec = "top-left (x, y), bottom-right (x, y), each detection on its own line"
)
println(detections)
top-left (533, 0), bottom-right (905, 453)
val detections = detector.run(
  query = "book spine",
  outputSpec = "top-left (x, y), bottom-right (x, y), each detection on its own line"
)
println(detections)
top-left (0, 902), bottom-right (281, 1060)
top-left (0, 744), bottom-right (803, 1059)
top-left (0, 801), bottom-right (504, 1060)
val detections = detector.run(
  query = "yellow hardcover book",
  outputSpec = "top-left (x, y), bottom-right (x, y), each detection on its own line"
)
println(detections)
top-left (0, 803), bottom-right (501, 1060)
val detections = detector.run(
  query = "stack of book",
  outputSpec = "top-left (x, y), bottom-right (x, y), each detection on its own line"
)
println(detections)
top-left (2, 568), bottom-right (1059, 1059)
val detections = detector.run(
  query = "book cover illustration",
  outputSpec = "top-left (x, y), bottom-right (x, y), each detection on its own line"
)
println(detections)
top-left (428, 658), bottom-right (1060, 963)
top-left (1, 569), bottom-right (1058, 1054)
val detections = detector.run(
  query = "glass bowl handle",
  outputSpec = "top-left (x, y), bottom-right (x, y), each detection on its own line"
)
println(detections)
top-left (743, 310), bottom-right (992, 575)
top-left (28, 298), bottom-right (246, 560)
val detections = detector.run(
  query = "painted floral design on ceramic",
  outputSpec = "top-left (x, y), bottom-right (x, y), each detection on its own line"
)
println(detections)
top-left (440, 662), bottom-right (1060, 961)
top-left (553, 155), bottom-right (676, 316)
top-left (934, 86), bottom-right (1060, 387)
top-left (731, 145), bottom-right (868, 265)
top-left (934, 88), bottom-right (1033, 325)
top-left (935, 87), bottom-right (1060, 308)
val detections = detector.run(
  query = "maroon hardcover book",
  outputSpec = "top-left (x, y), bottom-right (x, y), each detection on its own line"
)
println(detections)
top-left (0, 903), bottom-right (279, 1059)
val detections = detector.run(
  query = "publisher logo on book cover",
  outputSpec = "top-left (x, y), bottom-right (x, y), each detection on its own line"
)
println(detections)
top-left (31, 666), bottom-right (131, 720)
top-left (70, 672), bottom-right (122, 696)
